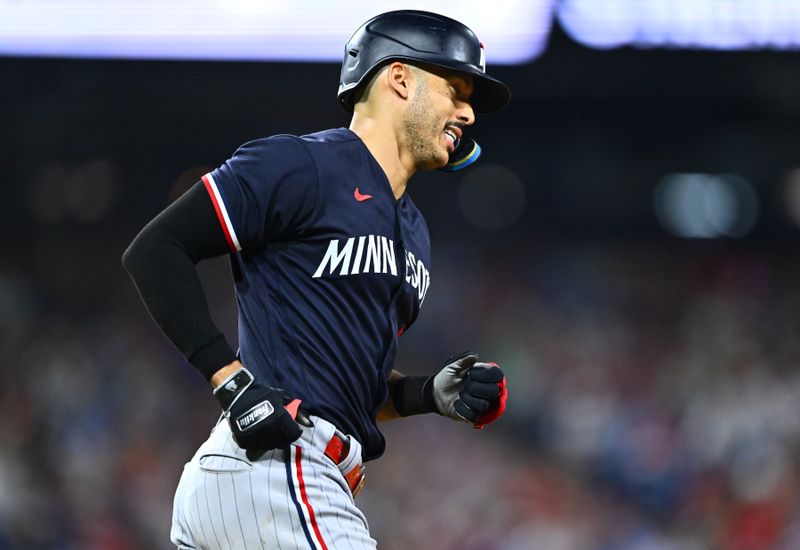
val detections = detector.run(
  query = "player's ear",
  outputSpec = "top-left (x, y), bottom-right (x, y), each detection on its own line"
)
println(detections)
top-left (387, 62), bottom-right (411, 101)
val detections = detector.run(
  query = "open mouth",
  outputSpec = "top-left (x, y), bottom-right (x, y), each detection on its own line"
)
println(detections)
top-left (443, 127), bottom-right (461, 152)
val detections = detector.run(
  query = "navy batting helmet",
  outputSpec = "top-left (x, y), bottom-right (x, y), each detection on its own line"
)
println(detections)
top-left (338, 10), bottom-right (511, 114)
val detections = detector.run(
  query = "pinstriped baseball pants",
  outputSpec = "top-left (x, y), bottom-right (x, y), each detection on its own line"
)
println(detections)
top-left (170, 417), bottom-right (376, 550)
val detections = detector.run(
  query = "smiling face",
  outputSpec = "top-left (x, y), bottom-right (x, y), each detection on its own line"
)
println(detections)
top-left (401, 64), bottom-right (476, 170)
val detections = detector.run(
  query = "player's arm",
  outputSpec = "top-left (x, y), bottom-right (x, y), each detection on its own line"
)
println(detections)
top-left (379, 354), bottom-right (508, 429)
top-left (122, 182), bottom-right (301, 450)
top-left (122, 182), bottom-right (238, 382)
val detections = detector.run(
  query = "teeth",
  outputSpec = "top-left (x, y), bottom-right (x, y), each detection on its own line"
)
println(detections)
top-left (444, 130), bottom-right (456, 143)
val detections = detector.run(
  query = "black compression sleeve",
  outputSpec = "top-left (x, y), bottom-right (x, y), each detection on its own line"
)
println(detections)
top-left (392, 375), bottom-right (439, 416)
top-left (122, 181), bottom-right (238, 380)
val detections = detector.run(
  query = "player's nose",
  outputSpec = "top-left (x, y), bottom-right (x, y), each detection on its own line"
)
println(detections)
top-left (455, 100), bottom-right (475, 126)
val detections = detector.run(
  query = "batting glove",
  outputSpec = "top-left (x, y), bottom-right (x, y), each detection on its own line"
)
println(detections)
top-left (213, 367), bottom-right (302, 451)
top-left (431, 352), bottom-right (508, 428)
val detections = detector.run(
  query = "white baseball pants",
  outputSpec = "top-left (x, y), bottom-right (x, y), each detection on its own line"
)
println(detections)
top-left (170, 416), bottom-right (376, 550)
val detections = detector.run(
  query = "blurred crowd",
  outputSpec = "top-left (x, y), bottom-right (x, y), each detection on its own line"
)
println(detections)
top-left (3, 234), bottom-right (800, 549)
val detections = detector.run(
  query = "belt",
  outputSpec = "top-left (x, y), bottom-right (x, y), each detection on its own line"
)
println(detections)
top-left (324, 432), bottom-right (366, 497)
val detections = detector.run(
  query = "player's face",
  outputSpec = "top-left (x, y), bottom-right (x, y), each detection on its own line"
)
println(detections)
top-left (402, 67), bottom-right (475, 170)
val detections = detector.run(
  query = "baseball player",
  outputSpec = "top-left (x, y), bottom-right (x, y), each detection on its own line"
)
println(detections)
top-left (123, 10), bottom-right (509, 549)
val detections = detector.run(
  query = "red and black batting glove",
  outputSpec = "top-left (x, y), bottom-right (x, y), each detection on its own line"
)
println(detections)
top-left (431, 352), bottom-right (508, 428)
top-left (213, 367), bottom-right (302, 452)
top-left (467, 362), bottom-right (508, 430)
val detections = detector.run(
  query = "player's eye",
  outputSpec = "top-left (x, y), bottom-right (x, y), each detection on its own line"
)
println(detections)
top-left (449, 79), bottom-right (471, 102)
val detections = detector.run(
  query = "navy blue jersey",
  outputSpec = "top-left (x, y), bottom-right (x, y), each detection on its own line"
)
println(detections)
top-left (201, 128), bottom-right (431, 460)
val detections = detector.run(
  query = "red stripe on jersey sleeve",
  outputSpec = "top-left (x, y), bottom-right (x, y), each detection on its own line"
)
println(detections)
top-left (202, 174), bottom-right (238, 254)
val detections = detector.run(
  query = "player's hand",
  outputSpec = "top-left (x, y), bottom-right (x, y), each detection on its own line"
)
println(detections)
top-left (432, 352), bottom-right (508, 428)
top-left (213, 367), bottom-right (302, 451)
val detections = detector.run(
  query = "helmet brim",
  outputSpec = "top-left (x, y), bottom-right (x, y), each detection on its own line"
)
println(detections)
top-left (469, 72), bottom-right (511, 114)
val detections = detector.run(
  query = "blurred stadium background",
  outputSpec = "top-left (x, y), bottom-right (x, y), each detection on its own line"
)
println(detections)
top-left (3, 1), bottom-right (800, 548)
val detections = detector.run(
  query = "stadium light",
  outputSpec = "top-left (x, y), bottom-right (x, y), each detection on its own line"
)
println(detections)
top-left (3, 0), bottom-right (799, 62)
top-left (0, 0), bottom-right (554, 62)
top-left (558, 0), bottom-right (800, 50)
top-left (653, 173), bottom-right (759, 239)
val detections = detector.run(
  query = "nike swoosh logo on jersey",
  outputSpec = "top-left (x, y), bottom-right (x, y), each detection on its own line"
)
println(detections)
top-left (354, 188), bottom-right (373, 202)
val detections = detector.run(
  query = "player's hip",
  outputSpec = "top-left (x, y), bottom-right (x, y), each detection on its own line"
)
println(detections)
top-left (187, 415), bottom-right (362, 493)
top-left (171, 416), bottom-right (374, 549)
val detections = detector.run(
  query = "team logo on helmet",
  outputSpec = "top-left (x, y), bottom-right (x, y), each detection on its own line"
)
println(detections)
top-left (479, 42), bottom-right (486, 72)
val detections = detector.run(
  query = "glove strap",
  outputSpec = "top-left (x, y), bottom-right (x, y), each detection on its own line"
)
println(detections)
top-left (213, 367), bottom-right (254, 411)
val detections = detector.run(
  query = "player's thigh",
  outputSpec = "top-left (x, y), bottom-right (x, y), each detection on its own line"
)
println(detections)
top-left (284, 443), bottom-right (376, 550)
top-left (172, 451), bottom-right (286, 550)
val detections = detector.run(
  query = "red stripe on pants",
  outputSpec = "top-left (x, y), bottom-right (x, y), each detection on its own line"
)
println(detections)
top-left (295, 447), bottom-right (329, 550)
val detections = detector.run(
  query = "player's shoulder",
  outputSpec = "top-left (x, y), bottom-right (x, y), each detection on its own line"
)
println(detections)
top-left (298, 127), bottom-right (359, 145)
top-left (236, 133), bottom-right (304, 153)
top-left (294, 128), bottom-right (366, 167)
top-left (236, 128), bottom-right (357, 159)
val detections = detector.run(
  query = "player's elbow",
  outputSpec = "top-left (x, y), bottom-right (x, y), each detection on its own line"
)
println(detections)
top-left (122, 221), bottom-right (167, 280)
top-left (121, 229), bottom-right (149, 279)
